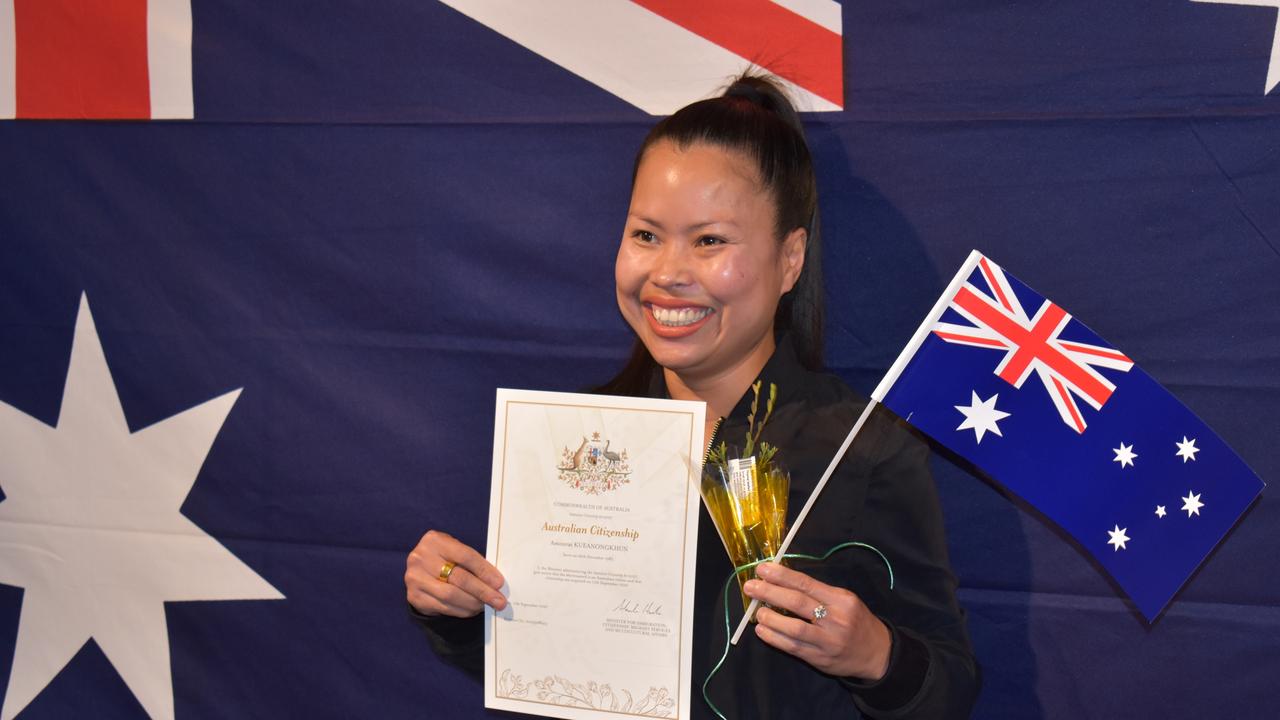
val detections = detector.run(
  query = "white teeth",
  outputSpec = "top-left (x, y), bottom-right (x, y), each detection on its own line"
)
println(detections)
top-left (651, 306), bottom-right (712, 327)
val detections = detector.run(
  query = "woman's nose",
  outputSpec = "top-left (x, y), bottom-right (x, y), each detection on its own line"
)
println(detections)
top-left (652, 243), bottom-right (692, 288)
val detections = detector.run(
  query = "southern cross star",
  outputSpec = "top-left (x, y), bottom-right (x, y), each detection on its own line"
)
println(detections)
top-left (1175, 436), bottom-right (1200, 463)
top-left (1182, 491), bottom-right (1206, 517)
top-left (954, 391), bottom-right (1010, 444)
top-left (1107, 525), bottom-right (1131, 551)
top-left (0, 295), bottom-right (283, 720)
top-left (1113, 442), bottom-right (1138, 469)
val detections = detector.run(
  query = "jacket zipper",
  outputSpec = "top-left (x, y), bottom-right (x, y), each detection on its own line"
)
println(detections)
top-left (702, 417), bottom-right (724, 466)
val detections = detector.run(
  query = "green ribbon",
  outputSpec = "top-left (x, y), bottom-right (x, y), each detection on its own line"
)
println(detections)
top-left (701, 542), bottom-right (895, 720)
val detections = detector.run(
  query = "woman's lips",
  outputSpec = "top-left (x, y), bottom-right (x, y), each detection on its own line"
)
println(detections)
top-left (643, 302), bottom-right (714, 338)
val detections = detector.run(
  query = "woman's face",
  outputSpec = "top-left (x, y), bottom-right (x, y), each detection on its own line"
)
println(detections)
top-left (616, 140), bottom-right (805, 384)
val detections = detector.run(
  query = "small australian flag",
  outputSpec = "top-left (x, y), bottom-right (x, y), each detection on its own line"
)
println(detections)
top-left (874, 250), bottom-right (1265, 621)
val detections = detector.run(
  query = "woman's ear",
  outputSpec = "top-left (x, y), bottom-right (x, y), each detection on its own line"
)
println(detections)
top-left (779, 227), bottom-right (807, 295)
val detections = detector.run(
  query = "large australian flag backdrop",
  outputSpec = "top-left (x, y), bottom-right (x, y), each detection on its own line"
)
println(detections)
top-left (874, 251), bottom-right (1265, 621)
top-left (2, 0), bottom-right (1280, 718)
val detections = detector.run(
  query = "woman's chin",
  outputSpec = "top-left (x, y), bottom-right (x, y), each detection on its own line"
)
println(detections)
top-left (642, 341), bottom-right (710, 375)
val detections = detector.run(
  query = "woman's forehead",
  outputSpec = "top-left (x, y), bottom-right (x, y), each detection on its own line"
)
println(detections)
top-left (638, 143), bottom-right (767, 200)
top-left (637, 140), bottom-right (762, 187)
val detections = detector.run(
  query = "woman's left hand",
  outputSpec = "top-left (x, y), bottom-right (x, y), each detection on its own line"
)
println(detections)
top-left (743, 562), bottom-right (892, 681)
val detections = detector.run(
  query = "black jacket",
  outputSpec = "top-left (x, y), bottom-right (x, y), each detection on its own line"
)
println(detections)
top-left (416, 342), bottom-right (979, 719)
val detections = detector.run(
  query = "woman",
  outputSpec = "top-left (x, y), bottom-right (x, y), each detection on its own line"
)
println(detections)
top-left (406, 75), bottom-right (979, 719)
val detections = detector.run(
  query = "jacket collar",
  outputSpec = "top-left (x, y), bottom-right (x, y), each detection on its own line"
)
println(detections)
top-left (652, 337), bottom-right (812, 422)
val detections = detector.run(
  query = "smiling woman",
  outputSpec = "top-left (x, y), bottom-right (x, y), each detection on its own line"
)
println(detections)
top-left (407, 74), bottom-right (979, 719)
top-left (601, 77), bottom-right (824, 435)
top-left (615, 141), bottom-right (805, 408)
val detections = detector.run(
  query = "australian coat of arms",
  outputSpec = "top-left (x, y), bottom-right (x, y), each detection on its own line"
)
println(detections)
top-left (558, 432), bottom-right (632, 495)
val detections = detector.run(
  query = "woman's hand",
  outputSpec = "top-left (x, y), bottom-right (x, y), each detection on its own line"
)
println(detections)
top-left (743, 562), bottom-right (892, 681)
top-left (406, 530), bottom-right (507, 617)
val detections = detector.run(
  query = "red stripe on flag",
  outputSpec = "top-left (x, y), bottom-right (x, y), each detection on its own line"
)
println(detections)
top-left (14, 0), bottom-right (150, 119)
top-left (953, 286), bottom-right (1113, 406)
top-left (631, 0), bottom-right (842, 107)
top-left (998, 302), bottom-right (1067, 388)
top-left (933, 331), bottom-right (1007, 349)
top-left (1060, 341), bottom-right (1131, 363)
top-left (1051, 376), bottom-right (1087, 434)
top-left (979, 256), bottom-right (1016, 313)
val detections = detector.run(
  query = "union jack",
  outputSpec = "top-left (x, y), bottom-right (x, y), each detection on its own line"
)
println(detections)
top-left (932, 256), bottom-right (1134, 433)
top-left (439, 0), bottom-right (843, 115)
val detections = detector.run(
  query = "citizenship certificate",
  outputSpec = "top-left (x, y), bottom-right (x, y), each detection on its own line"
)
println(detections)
top-left (485, 389), bottom-right (706, 720)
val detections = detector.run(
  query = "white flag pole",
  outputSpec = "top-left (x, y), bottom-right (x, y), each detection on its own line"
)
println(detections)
top-left (728, 249), bottom-right (985, 646)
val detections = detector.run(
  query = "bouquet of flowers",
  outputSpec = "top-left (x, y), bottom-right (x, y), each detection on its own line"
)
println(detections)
top-left (701, 381), bottom-right (790, 612)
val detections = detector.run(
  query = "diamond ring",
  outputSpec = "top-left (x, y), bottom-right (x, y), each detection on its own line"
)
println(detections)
top-left (812, 604), bottom-right (828, 621)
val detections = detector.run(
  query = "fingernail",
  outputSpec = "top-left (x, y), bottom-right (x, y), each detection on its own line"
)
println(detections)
top-left (743, 580), bottom-right (758, 596)
top-left (756, 564), bottom-right (773, 579)
top-left (491, 596), bottom-right (506, 609)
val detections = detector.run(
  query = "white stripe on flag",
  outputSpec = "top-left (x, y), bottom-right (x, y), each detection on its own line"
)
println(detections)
top-left (0, 0), bottom-right (14, 120)
top-left (439, 0), bottom-right (840, 114)
top-left (769, 0), bottom-right (842, 34)
top-left (148, 0), bottom-right (194, 119)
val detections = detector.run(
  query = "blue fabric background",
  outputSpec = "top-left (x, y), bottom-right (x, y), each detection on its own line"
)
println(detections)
top-left (1, 1), bottom-right (1277, 717)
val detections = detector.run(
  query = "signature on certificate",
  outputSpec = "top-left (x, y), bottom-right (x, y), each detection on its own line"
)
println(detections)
top-left (612, 598), bottom-right (664, 616)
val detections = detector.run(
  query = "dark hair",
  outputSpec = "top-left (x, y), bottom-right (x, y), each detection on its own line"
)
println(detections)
top-left (597, 74), bottom-right (825, 395)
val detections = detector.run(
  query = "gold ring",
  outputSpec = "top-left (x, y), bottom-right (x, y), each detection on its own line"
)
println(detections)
top-left (438, 561), bottom-right (457, 582)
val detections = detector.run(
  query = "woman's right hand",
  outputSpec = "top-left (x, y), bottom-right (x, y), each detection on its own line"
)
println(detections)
top-left (406, 530), bottom-right (507, 617)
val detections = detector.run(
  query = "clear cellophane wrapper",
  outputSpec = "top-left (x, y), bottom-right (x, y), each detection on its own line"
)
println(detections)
top-left (701, 448), bottom-right (790, 614)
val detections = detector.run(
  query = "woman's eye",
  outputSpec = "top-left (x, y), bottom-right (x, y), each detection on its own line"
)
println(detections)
top-left (696, 235), bottom-right (725, 247)
top-left (632, 229), bottom-right (657, 243)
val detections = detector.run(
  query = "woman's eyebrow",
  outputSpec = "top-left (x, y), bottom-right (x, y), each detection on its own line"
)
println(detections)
top-left (685, 219), bottom-right (739, 231)
top-left (627, 213), bottom-right (666, 231)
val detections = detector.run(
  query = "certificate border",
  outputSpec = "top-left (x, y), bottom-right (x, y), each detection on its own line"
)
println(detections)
top-left (490, 395), bottom-right (701, 720)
